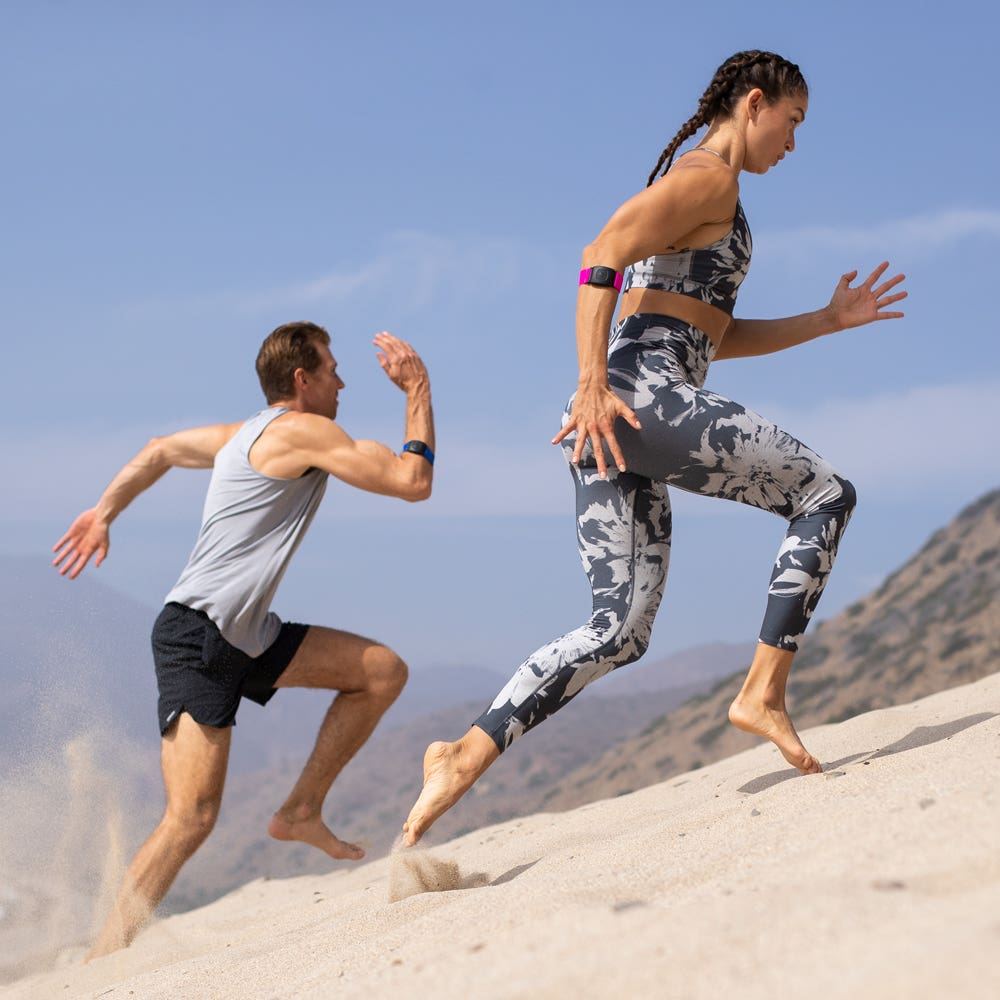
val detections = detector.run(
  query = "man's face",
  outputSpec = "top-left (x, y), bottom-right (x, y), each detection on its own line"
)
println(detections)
top-left (301, 343), bottom-right (345, 420)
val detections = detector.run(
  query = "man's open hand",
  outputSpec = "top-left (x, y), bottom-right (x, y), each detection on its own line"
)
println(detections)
top-left (53, 509), bottom-right (110, 579)
top-left (373, 332), bottom-right (430, 394)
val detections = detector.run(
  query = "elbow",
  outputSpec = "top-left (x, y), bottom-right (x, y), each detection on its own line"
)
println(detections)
top-left (403, 478), bottom-right (432, 503)
top-left (581, 234), bottom-right (630, 271)
top-left (143, 437), bottom-right (171, 468)
top-left (392, 455), bottom-right (433, 502)
top-left (581, 238), bottom-right (612, 267)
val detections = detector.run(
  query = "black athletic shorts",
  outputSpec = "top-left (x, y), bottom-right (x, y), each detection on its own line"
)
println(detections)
top-left (152, 602), bottom-right (309, 734)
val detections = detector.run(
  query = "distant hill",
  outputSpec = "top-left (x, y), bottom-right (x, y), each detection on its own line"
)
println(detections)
top-left (0, 557), bottom-right (160, 757)
top-left (543, 486), bottom-right (1000, 809)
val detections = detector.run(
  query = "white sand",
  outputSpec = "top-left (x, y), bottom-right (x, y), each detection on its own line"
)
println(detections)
top-left (8, 672), bottom-right (1000, 1000)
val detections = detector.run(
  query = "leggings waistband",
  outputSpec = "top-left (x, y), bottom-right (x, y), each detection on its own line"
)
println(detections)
top-left (610, 313), bottom-right (717, 388)
top-left (612, 312), bottom-right (713, 342)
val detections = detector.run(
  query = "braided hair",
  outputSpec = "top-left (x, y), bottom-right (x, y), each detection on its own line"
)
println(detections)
top-left (646, 51), bottom-right (807, 186)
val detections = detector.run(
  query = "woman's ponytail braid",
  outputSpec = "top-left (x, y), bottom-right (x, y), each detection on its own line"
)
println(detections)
top-left (646, 50), bottom-right (807, 186)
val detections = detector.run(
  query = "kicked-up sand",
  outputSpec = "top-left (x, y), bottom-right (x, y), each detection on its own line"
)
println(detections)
top-left (7, 672), bottom-right (1000, 999)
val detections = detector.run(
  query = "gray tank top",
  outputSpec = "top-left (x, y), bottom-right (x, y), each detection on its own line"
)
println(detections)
top-left (165, 407), bottom-right (328, 656)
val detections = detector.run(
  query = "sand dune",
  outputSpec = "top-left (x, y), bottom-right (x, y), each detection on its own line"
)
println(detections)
top-left (9, 672), bottom-right (1000, 1000)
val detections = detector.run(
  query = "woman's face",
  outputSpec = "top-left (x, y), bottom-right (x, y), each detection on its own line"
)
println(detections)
top-left (744, 92), bottom-right (808, 174)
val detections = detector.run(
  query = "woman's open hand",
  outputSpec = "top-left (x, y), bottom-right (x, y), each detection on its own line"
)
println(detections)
top-left (552, 382), bottom-right (641, 478)
top-left (829, 261), bottom-right (907, 330)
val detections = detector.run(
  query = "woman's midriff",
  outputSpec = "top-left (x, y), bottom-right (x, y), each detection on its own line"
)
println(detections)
top-left (617, 288), bottom-right (731, 347)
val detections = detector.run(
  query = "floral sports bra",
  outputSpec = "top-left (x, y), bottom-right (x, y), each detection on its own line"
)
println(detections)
top-left (622, 194), bottom-right (752, 317)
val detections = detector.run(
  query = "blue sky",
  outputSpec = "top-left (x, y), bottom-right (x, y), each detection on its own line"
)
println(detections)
top-left (4, 1), bottom-right (998, 675)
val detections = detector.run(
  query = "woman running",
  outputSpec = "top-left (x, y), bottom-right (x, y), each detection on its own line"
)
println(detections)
top-left (404, 50), bottom-right (906, 845)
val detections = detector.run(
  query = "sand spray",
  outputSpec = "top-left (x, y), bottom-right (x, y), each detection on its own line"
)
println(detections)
top-left (0, 723), bottom-right (158, 983)
top-left (387, 835), bottom-right (490, 902)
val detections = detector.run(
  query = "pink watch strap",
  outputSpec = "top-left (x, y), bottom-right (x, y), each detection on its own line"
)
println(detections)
top-left (579, 266), bottom-right (623, 291)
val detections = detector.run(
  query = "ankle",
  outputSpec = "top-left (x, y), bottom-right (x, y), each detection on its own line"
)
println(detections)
top-left (275, 801), bottom-right (321, 825)
top-left (735, 686), bottom-right (785, 711)
top-left (458, 727), bottom-right (500, 772)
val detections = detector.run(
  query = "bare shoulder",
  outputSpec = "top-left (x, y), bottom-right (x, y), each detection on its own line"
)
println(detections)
top-left (651, 154), bottom-right (739, 213)
top-left (670, 148), bottom-right (739, 185)
top-left (249, 411), bottom-right (356, 478)
top-left (266, 410), bottom-right (350, 448)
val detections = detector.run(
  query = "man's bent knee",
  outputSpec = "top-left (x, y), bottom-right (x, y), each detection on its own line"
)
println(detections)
top-left (164, 799), bottom-right (221, 853)
top-left (366, 647), bottom-right (408, 701)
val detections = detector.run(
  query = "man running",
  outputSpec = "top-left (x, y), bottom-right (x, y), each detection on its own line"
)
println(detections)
top-left (53, 322), bottom-right (434, 958)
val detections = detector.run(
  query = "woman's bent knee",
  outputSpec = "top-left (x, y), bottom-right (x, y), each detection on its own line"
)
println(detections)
top-left (838, 477), bottom-right (858, 517)
top-left (800, 473), bottom-right (857, 522)
top-left (605, 623), bottom-right (651, 670)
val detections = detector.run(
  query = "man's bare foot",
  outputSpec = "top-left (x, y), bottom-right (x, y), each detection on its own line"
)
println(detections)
top-left (728, 696), bottom-right (822, 774)
top-left (268, 807), bottom-right (364, 860)
top-left (402, 729), bottom-right (499, 847)
top-left (85, 886), bottom-right (152, 962)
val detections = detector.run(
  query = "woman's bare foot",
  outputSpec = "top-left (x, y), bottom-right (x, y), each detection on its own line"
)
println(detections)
top-left (268, 806), bottom-right (365, 860)
top-left (402, 728), bottom-right (499, 846)
top-left (728, 695), bottom-right (822, 774)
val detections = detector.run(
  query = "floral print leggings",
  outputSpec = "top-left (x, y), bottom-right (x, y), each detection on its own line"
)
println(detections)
top-left (474, 314), bottom-right (857, 752)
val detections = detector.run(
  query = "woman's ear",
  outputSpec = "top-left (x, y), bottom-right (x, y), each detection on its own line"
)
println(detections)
top-left (744, 87), bottom-right (766, 122)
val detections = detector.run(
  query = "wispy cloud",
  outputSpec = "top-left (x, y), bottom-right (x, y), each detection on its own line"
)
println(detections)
top-left (246, 259), bottom-right (387, 310)
top-left (114, 231), bottom-right (565, 323)
top-left (114, 209), bottom-right (1000, 328)
top-left (242, 230), bottom-right (564, 315)
top-left (757, 207), bottom-right (1000, 261)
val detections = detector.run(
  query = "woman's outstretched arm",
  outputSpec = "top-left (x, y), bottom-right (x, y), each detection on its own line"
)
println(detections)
top-left (715, 261), bottom-right (907, 360)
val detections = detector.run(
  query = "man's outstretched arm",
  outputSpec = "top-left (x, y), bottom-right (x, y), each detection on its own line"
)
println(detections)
top-left (53, 423), bottom-right (241, 579)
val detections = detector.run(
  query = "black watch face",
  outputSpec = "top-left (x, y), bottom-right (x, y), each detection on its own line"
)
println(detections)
top-left (591, 266), bottom-right (614, 286)
top-left (405, 442), bottom-right (426, 455)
